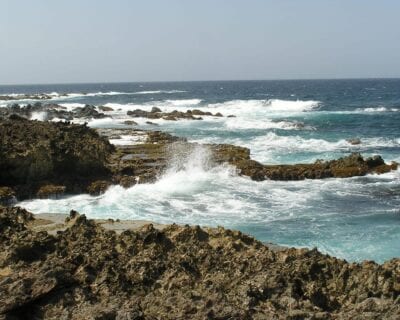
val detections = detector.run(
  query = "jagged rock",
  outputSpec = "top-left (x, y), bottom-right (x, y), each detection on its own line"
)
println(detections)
top-left (74, 104), bottom-right (108, 119)
top-left (0, 207), bottom-right (398, 319)
top-left (126, 108), bottom-right (222, 121)
top-left (0, 119), bottom-right (115, 199)
top-left (191, 109), bottom-right (212, 116)
top-left (118, 175), bottom-right (137, 188)
top-left (87, 180), bottom-right (111, 195)
top-left (37, 185), bottom-right (66, 199)
top-left (0, 187), bottom-right (16, 206)
top-left (214, 112), bottom-right (223, 117)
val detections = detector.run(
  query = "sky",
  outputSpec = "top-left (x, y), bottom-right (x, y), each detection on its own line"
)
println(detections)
top-left (1, 0), bottom-right (400, 84)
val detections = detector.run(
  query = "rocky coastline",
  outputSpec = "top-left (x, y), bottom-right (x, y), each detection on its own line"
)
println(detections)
top-left (1, 206), bottom-right (399, 319)
top-left (0, 115), bottom-right (399, 319)
top-left (0, 117), bottom-right (397, 202)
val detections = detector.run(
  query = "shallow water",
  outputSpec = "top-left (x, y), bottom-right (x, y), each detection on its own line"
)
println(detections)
top-left (3, 79), bottom-right (400, 262)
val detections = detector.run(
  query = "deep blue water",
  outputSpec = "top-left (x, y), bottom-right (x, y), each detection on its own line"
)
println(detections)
top-left (2, 79), bottom-right (399, 262)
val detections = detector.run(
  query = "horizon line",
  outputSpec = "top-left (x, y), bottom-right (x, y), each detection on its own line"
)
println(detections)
top-left (1, 76), bottom-right (400, 87)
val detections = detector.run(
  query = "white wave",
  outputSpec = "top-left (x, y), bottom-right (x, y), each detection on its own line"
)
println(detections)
top-left (356, 107), bottom-right (399, 113)
top-left (132, 90), bottom-right (187, 94)
top-left (30, 111), bottom-right (47, 121)
top-left (252, 133), bottom-right (400, 153)
top-left (199, 99), bottom-right (320, 118)
top-left (224, 118), bottom-right (310, 130)
top-left (59, 103), bottom-right (86, 111)
top-left (109, 134), bottom-right (147, 146)
top-left (165, 99), bottom-right (202, 106)
top-left (265, 99), bottom-right (320, 112)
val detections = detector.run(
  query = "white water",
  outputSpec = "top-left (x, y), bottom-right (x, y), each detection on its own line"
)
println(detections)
top-left (19, 145), bottom-right (400, 262)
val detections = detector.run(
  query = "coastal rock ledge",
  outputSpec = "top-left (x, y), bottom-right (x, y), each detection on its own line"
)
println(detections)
top-left (0, 206), bottom-right (399, 319)
top-left (0, 118), bottom-right (397, 201)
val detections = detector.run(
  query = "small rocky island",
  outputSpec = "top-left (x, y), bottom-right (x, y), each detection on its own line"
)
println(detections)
top-left (0, 116), bottom-right (399, 319)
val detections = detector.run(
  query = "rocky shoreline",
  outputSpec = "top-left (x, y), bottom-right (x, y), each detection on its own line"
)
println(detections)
top-left (0, 206), bottom-right (399, 319)
top-left (0, 117), bottom-right (397, 202)
top-left (0, 115), bottom-right (399, 318)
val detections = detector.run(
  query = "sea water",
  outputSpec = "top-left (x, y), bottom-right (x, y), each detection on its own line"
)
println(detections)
top-left (1, 79), bottom-right (399, 262)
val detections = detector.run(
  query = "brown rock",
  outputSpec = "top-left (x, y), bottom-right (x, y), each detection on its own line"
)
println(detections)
top-left (0, 187), bottom-right (16, 206)
top-left (87, 180), bottom-right (111, 196)
top-left (37, 185), bottom-right (66, 199)
top-left (0, 207), bottom-right (398, 319)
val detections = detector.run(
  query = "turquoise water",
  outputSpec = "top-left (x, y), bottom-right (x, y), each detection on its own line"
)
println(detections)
top-left (2, 79), bottom-right (399, 262)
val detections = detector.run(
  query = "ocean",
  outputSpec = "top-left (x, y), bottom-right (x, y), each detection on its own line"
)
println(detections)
top-left (1, 79), bottom-right (399, 262)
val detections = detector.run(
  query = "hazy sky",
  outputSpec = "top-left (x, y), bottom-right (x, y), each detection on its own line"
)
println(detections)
top-left (2, 0), bottom-right (400, 84)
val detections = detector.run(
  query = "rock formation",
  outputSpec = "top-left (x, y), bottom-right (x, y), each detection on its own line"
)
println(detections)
top-left (0, 119), bottom-right (397, 201)
top-left (0, 118), bottom-right (114, 199)
top-left (0, 206), bottom-right (398, 319)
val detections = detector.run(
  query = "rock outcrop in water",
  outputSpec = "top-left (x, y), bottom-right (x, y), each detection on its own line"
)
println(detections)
top-left (232, 152), bottom-right (398, 181)
top-left (0, 103), bottom-right (108, 121)
top-left (127, 108), bottom-right (223, 121)
top-left (0, 206), bottom-right (399, 319)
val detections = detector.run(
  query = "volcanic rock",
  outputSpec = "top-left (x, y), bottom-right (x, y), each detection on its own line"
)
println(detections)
top-left (0, 118), bottom-right (114, 199)
top-left (0, 206), bottom-right (398, 319)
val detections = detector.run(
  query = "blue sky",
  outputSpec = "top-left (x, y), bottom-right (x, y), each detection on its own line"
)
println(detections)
top-left (1, 0), bottom-right (400, 84)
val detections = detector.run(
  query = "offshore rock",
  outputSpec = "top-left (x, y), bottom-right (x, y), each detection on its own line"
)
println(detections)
top-left (0, 103), bottom-right (109, 121)
top-left (0, 206), bottom-right (398, 319)
top-left (233, 153), bottom-right (397, 181)
top-left (127, 108), bottom-right (223, 120)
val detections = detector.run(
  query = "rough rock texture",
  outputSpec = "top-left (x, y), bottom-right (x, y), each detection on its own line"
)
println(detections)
top-left (233, 153), bottom-right (398, 181)
top-left (104, 127), bottom-right (397, 185)
top-left (0, 187), bottom-right (16, 206)
top-left (127, 108), bottom-right (223, 121)
top-left (0, 119), bottom-right (115, 199)
top-left (0, 207), bottom-right (399, 319)
top-left (0, 119), bottom-right (397, 201)
top-left (0, 93), bottom-right (60, 101)
top-left (0, 103), bottom-right (108, 121)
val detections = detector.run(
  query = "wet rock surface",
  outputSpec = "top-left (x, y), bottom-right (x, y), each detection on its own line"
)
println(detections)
top-left (0, 206), bottom-right (398, 319)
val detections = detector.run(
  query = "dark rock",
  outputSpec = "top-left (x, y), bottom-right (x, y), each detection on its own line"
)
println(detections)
top-left (123, 120), bottom-right (138, 126)
top-left (87, 180), bottom-right (111, 196)
top-left (0, 187), bottom-right (16, 206)
top-left (150, 106), bottom-right (162, 113)
top-left (145, 121), bottom-right (158, 125)
top-left (347, 138), bottom-right (361, 145)
top-left (74, 104), bottom-right (108, 119)
top-left (36, 185), bottom-right (66, 199)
